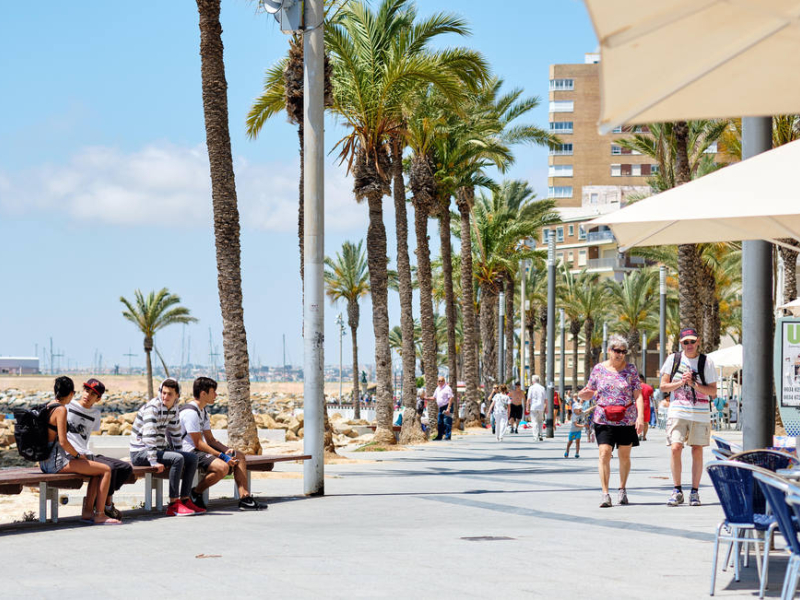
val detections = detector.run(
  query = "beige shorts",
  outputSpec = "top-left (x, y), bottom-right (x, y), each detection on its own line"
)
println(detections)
top-left (666, 418), bottom-right (710, 447)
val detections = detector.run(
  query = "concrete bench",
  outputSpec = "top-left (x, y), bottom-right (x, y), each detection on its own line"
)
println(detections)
top-left (0, 453), bottom-right (311, 522)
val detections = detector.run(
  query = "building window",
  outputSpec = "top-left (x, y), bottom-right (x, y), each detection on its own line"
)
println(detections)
top-left (568, 224), bottom-right (574, 237)
top-left (612, 126), bottom-right (623, 133)
top-left (631, 164), bottom-right (641, 176)
top-left (611, 145), bottom-right (622, 155)
top-left (611, 164), bottom-right (621, 177)
top-left (589, 194), bottom-right (599, 205)
top-left (549, 121), bottom-right (573, 134)
top-left (556, 226), bottom-right (564, 242)
top-left (578, 225), bottom-right (587, 240)
top-left (641, 164), bottom-right (651, 176)
top-left (651, 164), bottom-right (660, 174)
top-left (556, 251), bottom-right (564, 264)
top-left (568, 251), bottom-right (574, 263)
top-left (547, 186), bottom-right (573, 199)
top-left (542, 228), bottom-right (550, 243)
top-left (549, 100), bottom-right (574, 113)
top-left (578, 249), bottom-right (587, 266)
top-left (549, 143), bottom-right (573, 156)
top-left (611, 145), bottom-right (640, 156)
top-left (621, 164), bottom-right (632, 176)
top-left (548, 164), bottom-right (573, 177)
top-left (549, 78), bottom-right (574, 91)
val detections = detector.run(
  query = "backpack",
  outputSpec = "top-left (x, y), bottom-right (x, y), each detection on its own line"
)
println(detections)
top-left (668, 351), bottom-right (707, 402)
top-left (13, 402), bottom-right (58, 461)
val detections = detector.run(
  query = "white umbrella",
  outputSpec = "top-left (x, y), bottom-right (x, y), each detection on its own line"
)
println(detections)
top-left (778, 298), bottom-right (800, 316)
top-left (590, 138), bottom-right (800, 250)
top-left (585, 0), bottom-right (800, 133)
top-left (706, 344), bottom-right (743, 369)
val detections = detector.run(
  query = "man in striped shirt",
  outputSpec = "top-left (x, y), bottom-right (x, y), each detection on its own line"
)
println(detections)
top-left (129, 378), bottom-right (204, 516)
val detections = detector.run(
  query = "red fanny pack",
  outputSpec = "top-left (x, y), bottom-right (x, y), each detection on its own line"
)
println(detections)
top-left (603, 405), bottom-right (628, 422)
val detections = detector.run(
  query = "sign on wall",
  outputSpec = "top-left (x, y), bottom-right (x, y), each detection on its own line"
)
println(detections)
top-left (774, 318), bottom-right (800, 436)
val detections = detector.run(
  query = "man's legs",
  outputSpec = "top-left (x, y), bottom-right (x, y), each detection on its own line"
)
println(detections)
top-left (691, 445), bottom-right (704, 488)
top-left (670, 443), bottom-right (684, 487)
top-left (193, 457), bottom-right (229, 494)
top-left (496, 413), bottom-right (508, 440)
top-left (157, 450), bottom-right (198, 501)
top-left (435, 410), bottom-right (445, 440)
top-left (93, 455), bottom-right (133, 506)
top-left (443, 412), bottom-right (452, 440)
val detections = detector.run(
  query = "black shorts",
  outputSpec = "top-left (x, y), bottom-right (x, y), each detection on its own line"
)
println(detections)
top-left (594, 424), bottom-right (639, 449)
top-left (510, 404), bottom-right (523, 419)
top-left (194, 451), bottom-right (222, 471)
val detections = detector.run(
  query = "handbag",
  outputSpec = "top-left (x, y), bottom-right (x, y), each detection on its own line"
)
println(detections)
top-left (603, 404), bottom-right (628, 422)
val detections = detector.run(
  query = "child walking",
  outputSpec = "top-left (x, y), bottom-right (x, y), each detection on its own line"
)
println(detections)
top-left (564, 402), bottom-right (586, 458)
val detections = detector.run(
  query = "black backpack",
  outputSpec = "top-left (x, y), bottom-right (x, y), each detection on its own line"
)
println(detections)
top-left (668, 352), bottom-right (707, 403)
top-left (13, 402), bottom-right (58, 461)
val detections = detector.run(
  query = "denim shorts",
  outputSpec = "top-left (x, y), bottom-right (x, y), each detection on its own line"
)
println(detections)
top-left (39, 441), bottom-right (72, 474)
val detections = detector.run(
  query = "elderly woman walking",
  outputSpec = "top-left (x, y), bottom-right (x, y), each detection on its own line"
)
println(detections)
top-left (578, 334), bottom-right (645, 508)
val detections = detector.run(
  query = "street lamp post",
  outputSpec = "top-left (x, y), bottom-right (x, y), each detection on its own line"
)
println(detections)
top-left (519, 260), bottom-right (527, 387)
top-left (498, 291), bottom-right (505, 385)
top-left (559, 308), bottom-right (565, 424)
top-left (546, 233), bottom-right (556, 438)
top-left (602, 322), bottom-right (608, 360)
top-left (336, 313), bottom-right (345, 402)
top-left (641, 331), bottom-right (647, 379)
top-left (659, 266), bottom-right (667, 369)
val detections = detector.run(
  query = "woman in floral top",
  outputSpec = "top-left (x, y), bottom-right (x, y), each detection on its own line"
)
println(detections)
top-left (578, 334), bottom-right (644, 508)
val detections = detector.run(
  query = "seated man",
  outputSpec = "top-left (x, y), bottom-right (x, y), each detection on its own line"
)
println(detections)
top-left (180, 377), bottom-right (266, 511)
top-left (67, 378), bottom-right (133, 521)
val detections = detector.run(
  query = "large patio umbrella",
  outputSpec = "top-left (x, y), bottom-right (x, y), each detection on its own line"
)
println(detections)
top-left (584, 0), bottom-right (800, 133)
top-left (590, 138), bottom-right (800, 250)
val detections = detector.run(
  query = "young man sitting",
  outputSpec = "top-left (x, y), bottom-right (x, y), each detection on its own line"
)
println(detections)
top-left (67, 378), bottom-right (134, 521)
top-left (130, 378), bottom-right (205, 516)
top-left (180, 377), bottom-right (266, 511)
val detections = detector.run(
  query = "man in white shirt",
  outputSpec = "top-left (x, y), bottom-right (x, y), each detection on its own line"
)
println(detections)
top-left (526, 375), bottom-right (546, 442)
top-left (427, 376), bottom-right (454, 441)
top-left (180, 377), bottom-right (266, 511)
top-left (659, 327), bottom-right (718, 507)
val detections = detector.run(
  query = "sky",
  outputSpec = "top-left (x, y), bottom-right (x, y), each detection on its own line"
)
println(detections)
top-left (0, 0), bottom-right (598, 374)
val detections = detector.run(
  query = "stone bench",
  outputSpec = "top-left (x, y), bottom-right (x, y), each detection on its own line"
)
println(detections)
top-left (0, 453), bottom-right (311, 523)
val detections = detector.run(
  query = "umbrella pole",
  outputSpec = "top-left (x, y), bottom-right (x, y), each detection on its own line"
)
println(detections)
top-left (742, 116), bottom-right (774, 451)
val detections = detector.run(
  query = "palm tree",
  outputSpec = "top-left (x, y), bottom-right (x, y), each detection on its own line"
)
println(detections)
top-left (328, 0), bottom-right (485, 443)
top-left (120, 289), bottom-right (198, 400)
top-left (559, 266), bottom-right (589, 392)
top-left (195, 0), bottom-right (260, 454)
top-left (324, 241), bottom-right (370, 419)
top-left (605, 269), bottom-right (659, 365)
top-left (572, 276), bottom-right (610, 381)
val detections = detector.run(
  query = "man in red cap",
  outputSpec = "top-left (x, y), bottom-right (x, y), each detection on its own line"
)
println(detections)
top-left (659, 328), bottom-right (717, 507)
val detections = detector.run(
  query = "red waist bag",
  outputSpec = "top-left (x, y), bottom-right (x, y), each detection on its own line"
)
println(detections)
top-left (603, 404), bottom-right (628, 422)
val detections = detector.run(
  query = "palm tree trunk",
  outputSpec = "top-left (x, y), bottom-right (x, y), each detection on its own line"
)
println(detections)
top-left (538, 307), bottom-right (547, 378)
top-left (479, 282), bottom-right (498, 390)
top-left (414, 198), bottom-right (439, 435)
top-left (196, 0), bottom-right (260, 455)
top-left (439, 209), bottom-right (459, 420)
top-left (504, 275), bottom-right (515, 383)
top-left (144, 336), bottom-right (154, 400)
top-left (583, 317), bottom-right (594, 379)
top-left (570, 321), bottom-right (580, 390)
top-left (673, 121), bottom-right (700, 331)
top-left (391, 141), bottom-right (424, 444)
top-left (349, 320), bottom-right (360, 421)
top-left (780, 240), bottom-right (799, 309)
top-left (457, 192), bottom-right (481, 426)
top-left (527, 313), bottom-right (535, 378)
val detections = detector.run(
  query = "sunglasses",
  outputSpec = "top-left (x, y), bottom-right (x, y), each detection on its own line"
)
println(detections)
top-left (682, 339), bottom-right (697, 346)
top-left (610, 348), bottom-right (628, 355)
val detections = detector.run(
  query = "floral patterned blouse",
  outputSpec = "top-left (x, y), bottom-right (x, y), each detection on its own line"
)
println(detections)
top-left (587, 362), bottom-right (642, 426)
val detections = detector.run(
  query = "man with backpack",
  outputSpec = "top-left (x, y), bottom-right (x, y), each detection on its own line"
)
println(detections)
top-left (66, 378), bottom-right (133, 521)
top-left (179, 377), bottom-right (266, 511)
top-left (659, 327), bottom-right (718, 507)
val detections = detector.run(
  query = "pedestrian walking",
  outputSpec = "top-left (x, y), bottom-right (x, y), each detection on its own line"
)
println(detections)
top-left (638, 374), bottom-right (654, 441)
top-left (564, 402), bottom-right (586, 458)
top-left (526, 375), bottom-right (546, 441)
top-left (508, 382), bottom-right (525, 434)
top-left (659, 327), bottom-right (717, 507)
top-left (578, 334), bottom-right (644, 508)
top-left (487, 384), bottom-right (511, 441)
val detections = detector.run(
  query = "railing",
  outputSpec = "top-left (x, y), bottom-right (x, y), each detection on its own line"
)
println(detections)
top-left (585, 258), bottom-right (621, 270)
top-left (586, 230), bottom-right (615, 243)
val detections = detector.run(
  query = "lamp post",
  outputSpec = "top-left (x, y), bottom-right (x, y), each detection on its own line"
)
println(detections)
top-left (336, 313), bottom-right (345, 402)
top-left (602, 322), bottom-right (608, 360)
top-left (498, 291), bottom-right (505, 384)
top-left (641, 331), bottom-right (647, 378)
top-left (659, 266), bottom-right (667, 369)
top-left (519, 258), bottom-right (531, 387)
top-left (559, 308), bottom-right (566, 423)
top-left (546, 233), bottom-right (556, 438)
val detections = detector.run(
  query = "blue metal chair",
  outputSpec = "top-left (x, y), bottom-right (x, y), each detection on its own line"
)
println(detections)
top-left (730, 450), bottom-right (800, 473)
top-left (753, 472), bottom-right (800, 599)
top-left (706, 461), bottom-right (776, 596)
top-left (783, 496), bottom-right (800, 600)
top-left (713, 436), bottom-right (743, 456)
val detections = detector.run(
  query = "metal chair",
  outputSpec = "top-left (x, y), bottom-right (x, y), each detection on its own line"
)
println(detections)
top-left (706, 461), bottom-right (776, 596)
top-left (711, 448), bottom-right (731, 461)
top-left (754, 473), bottom-right (800, 599)
top-left (730, 450), bottom-right (800, 473)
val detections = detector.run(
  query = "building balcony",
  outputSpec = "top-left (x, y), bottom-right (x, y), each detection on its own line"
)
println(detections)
top-left (586, 257), bottom-right (622, 270)
top-left (586, 230), bottom-right (615, 243)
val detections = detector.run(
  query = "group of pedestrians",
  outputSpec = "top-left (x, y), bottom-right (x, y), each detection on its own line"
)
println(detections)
top-left (40, 375), bottom-right (266, 523)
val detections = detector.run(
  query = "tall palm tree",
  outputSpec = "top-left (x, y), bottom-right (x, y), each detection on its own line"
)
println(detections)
top-left (195, 0), bottom-right (260, 454)
top-left (327, 0), bottom-right (485, 444)
top-left (559, 266), bottom-right (589, 392)
top-left (572, 276), bottom-right (610, 381)
top-left (324, 241), bottom-right (370, 419)
top-left (120, 288), bottom-right (198, 400)
top-left (605, 269), bottom-right (659, 365)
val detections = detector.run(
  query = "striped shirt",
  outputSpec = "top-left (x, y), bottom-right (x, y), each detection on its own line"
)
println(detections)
top-left (129, 398), bottom-right (182, 466)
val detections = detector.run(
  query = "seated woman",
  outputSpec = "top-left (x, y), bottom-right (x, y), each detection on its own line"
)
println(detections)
top-left (39, 376), bottom-right (121, 525)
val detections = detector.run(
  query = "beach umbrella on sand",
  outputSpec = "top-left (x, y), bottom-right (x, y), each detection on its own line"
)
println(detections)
top-left (584, 0), bottom-right (800, 134)
top-left (590, 139), bottom-right (800, 250)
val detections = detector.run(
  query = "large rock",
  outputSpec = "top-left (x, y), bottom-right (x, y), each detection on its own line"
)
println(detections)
top-left (119, 412), bottom-right (137, 425)
top-left (287, 417), bottom-right (302, 434)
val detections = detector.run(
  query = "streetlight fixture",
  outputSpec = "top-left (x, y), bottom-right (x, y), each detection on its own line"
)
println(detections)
top-left (498, 291), bottom-right (505, 384)
top-left (559, 308), bottom-right (566, 423)
top-left (546, 232), bottom-right (556, 438)
top-left (659, 266), bottom-right (666, 369)
top-left (335, 313), bottom-right (345, 402)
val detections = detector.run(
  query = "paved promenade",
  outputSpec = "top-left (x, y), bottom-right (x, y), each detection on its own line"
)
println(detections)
top-left (0, 425), bottom-right (785, 599)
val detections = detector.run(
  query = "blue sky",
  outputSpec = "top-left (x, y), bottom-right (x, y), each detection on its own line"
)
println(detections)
top-left (0, 1), bottom-right (597, 374)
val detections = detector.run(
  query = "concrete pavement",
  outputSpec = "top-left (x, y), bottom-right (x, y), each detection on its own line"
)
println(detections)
top-left (0, 424), bottom-right (786, 599)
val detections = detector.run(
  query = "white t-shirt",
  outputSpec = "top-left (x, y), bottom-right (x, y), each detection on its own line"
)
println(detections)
top-left (492, 393), bottom-right (510, 415)
top-left (179, 401), bottom-right (211, 452)
top-left (527, 384), bottom-right (546, 412)
top-left (66, 400), bottom-right (101, 455)
top-left (660, 352), bottom-right (718, 423)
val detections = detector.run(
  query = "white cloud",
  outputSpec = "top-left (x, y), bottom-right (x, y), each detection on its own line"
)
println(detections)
top-left (0, 142), bottom-right (368, 233)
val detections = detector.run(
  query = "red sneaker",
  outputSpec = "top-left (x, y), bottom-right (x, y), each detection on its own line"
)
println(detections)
top-left (182, 498), bottom-right (207, 514)
top-left (165, 500), bottom-right (197, 517)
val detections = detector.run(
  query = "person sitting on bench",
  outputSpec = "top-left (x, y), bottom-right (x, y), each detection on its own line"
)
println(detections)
top-left (130, 378), bottom-right (205, 516)
top-left (180, 377), bottom-right (266, 511)
top-left (67, 378), bottom-right (134, 521)
top-left (40, 376), bottom-right (121, 525)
